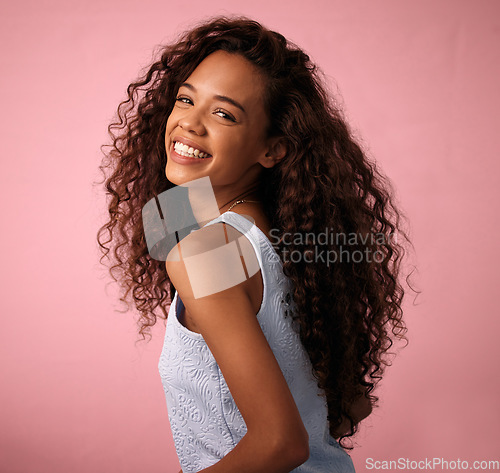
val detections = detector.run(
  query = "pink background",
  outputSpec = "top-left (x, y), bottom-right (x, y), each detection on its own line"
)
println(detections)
top-left (1, 0), bottom-right (499, 472)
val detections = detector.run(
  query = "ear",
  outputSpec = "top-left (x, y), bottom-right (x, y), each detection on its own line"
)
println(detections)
top-left (260, 136), bottom-right (287, 169)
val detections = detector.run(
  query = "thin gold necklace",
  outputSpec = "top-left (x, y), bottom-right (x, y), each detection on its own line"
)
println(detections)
top-left (226, 199), bottom-right (260, 212)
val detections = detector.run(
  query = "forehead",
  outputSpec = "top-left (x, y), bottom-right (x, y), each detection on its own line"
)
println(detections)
top-left (183, 50), bottom-right (266, 109)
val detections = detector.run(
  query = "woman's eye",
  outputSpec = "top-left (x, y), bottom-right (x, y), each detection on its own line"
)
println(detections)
top-left (175, 96), bottom-right (192, 104)
top-left (214, 109), bottom-right (236, 122)
top-left (174, 98), bottom-right (235, 122)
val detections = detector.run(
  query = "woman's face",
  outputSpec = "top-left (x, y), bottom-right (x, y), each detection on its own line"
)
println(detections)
top-left (164, 50), bottom-right (278, 203)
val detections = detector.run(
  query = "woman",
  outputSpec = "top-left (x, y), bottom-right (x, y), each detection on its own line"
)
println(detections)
top-left (97, 15), bottom-right (410, 473)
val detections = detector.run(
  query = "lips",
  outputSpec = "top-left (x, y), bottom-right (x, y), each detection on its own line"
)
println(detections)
top-left (172, 135), bottom-right (212, 158)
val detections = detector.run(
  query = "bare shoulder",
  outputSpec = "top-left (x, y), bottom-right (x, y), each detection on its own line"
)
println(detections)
top-left (165, 220), bottom-right (261, 304)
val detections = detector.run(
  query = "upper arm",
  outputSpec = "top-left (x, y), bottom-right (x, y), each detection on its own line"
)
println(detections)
top-left (165, 223), bottom-right (309, 454)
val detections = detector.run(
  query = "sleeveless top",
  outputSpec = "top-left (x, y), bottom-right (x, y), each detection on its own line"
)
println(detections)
top-left (158, 210), bottom-right (356, 473)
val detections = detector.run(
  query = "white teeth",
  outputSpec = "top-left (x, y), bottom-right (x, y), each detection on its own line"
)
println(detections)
top-left (173, 141), bottom-right (210, 159)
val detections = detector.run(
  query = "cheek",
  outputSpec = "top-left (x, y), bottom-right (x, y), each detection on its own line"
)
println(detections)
top-left (165, 113), bottom-right (174, 131)
top-left (165, 115), bottom-right (174, 142)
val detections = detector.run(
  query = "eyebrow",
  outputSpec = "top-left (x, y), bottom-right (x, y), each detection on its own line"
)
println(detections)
top-left (179, 82), bottom-right (247, 115)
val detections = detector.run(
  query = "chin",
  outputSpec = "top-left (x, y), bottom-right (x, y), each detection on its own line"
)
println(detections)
top-left (165, 165), bottom-right (195, 187)
top-left (165, 172), bottom-right (183, 186)
top-left (165, 164), bottom-right (179, 185)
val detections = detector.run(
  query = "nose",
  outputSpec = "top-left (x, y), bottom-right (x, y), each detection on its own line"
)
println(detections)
top-left (178, 108), bottom-right (206, 135)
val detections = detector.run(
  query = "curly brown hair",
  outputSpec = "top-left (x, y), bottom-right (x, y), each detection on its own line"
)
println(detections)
top-left (96, 14), bottom-right (413, 450)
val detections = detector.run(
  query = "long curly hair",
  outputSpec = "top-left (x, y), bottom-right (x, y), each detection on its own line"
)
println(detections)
top-left (96, 14), bottom-right (413, 450)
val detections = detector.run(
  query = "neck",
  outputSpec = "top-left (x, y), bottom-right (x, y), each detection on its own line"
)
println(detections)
top-left (215, 184), bottom-right (262, 213)
top-left (186, 184), bottom-right (262, 226)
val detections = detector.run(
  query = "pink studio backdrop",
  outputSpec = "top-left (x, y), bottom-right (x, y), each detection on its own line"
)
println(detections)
top-left (1, 0), bottom-right (499, 472)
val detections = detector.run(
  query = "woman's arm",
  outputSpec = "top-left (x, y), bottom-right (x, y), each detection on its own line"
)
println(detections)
top-left (166, 224), bottom-right (309, 472)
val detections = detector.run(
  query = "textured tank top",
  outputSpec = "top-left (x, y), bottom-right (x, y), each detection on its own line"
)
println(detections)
top-left (158, 210), bottom-right (356, 473)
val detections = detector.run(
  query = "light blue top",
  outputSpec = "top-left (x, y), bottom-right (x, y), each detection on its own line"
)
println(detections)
top-left (158, 211), bottom-right (356, 473)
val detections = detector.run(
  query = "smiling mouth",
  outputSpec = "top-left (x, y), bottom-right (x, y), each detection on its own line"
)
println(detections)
top-left (173, 141), bottom-right (212, 159)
